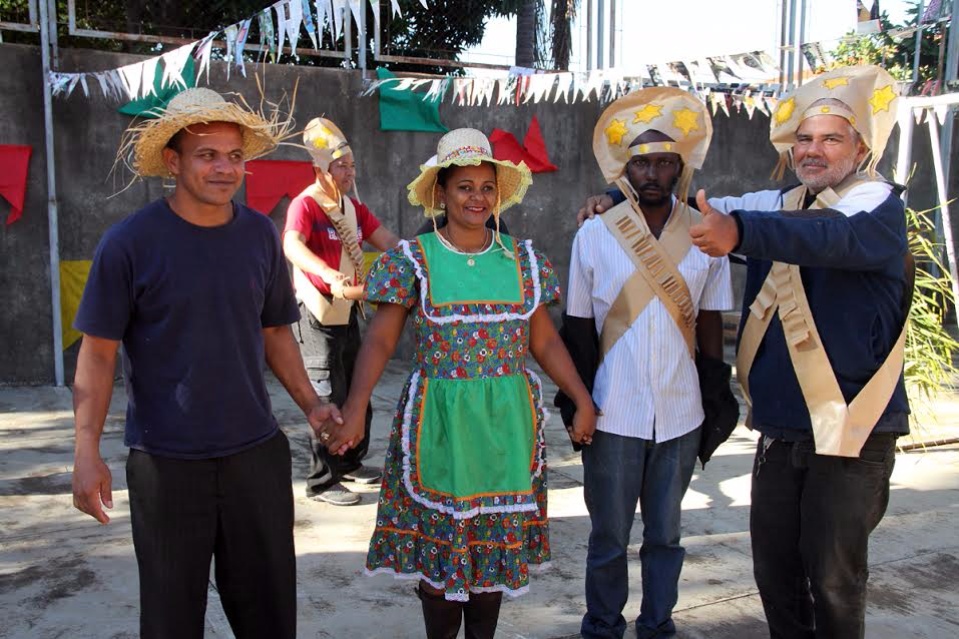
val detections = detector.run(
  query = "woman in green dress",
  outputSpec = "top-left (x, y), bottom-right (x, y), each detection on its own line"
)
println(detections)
top-left (327, 128), bottom-right (596, 639)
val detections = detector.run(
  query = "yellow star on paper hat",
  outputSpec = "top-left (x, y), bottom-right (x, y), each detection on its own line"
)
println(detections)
top-left (672, 108), bottom-right (700, 136)
top-left (868, 84), bottom-right (897, 114)
top-left (605, 119), bottom-right (629, 145)
top-left (633, 104), bottom-right (663, 124)
top-left (823, 76), bottom-right (850, 89)
top-left (773, 97), bottom-right (795, 125)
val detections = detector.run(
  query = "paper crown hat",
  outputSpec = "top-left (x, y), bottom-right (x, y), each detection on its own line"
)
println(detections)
top-left (769, 65), bottom-right (899, 179)
top-left (123, 87), bottom-right (286, 178)
top-left (407, 128), bottom-right (532, 218)
top-left (593, 87), bottom-right (712, 206)
top-left (303, 117), bottom-right (353, 172)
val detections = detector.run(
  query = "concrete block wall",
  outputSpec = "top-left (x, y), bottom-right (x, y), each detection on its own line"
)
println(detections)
top-left (1, 43), bottom-right (955, 384)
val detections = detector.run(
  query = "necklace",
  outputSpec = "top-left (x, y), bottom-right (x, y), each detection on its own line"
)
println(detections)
top-left (437, 227), bottom-right (491, 267)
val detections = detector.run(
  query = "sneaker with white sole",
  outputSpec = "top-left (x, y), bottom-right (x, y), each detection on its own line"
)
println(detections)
top-left (309, 482), bottom-right (361, 506)
top-left (342, 465), bottom-right (383, 485)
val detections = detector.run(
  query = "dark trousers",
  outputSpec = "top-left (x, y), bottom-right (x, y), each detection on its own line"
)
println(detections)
top-left (298, 304), bottom-right (373, 495)
top-left (126, 430), bottom-right (296, 639)
top-left (750, 431), bottom-right (897, 639)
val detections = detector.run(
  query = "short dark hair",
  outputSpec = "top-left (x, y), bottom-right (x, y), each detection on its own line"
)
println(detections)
top-left (166, 129), bottom-right (187, 154)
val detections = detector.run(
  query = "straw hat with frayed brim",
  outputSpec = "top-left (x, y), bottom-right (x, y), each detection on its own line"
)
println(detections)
top-left (407, 128), bottom-right (532, 218)
top-left (121, 87), bottom-right (291, 178)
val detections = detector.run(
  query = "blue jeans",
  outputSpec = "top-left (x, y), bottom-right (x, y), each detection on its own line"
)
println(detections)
top-left (581, 428), bottom-right (701, 639)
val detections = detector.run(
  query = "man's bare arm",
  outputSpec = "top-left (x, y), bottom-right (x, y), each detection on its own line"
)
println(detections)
top-left (72, 334), bottom-right (120, 524)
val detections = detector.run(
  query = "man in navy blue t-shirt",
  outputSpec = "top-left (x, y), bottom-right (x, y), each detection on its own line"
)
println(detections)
top-left (71, 88), bottom-right (342, 639)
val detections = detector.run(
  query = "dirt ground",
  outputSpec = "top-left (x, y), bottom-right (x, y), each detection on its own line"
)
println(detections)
top-left (2, 362), bottom-right (958, 638)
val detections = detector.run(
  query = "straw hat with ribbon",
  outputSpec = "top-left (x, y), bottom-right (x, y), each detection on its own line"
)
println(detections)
top-left (769, 64), bottom-right (899, 180)
top-left (407, 128), bottom-right (532, 219)
top-left (408, 128), bottom-right (532, 259)
top-left (593, 87), bottom-right (713, 206)
top-left (119, 87), bottom-right (292, 178)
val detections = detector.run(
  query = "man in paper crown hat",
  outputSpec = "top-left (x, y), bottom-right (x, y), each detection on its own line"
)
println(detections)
top-left (283, 116), bottom-right (399, 506)
top-left (72, 87), bottom-right (342, 638)
top-left (688, 65), bottom-right (910, 637)
top-left (559, 87), bottom-right (734, 639)
top-left (581, 65), bottom-right (911, 638)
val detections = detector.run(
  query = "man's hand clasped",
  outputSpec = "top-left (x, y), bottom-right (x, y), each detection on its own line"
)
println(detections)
top-left (307, 400), bottom-right (351, 456)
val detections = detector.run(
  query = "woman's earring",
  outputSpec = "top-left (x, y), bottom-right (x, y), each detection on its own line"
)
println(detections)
top-left (439, 201), bottom-right (446, 210)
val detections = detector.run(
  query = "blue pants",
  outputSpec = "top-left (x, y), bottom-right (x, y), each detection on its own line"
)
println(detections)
top-left (581, 428), bottom-right (701, 639)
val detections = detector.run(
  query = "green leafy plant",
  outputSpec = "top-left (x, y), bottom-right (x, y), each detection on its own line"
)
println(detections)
top-left (903, 205), bottom-right (959, 427)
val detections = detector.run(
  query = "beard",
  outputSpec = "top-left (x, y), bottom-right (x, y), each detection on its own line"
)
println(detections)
top-left (795, 153), bottom-right (858, 193)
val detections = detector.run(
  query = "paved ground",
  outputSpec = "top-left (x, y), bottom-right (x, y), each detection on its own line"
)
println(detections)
top-left (1, 361), bottom-right (958, 638)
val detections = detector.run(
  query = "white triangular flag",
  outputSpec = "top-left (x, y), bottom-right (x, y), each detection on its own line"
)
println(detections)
top-left (496, 78), bottom-right (511, 105)
top-left (369, 0), bottom-right (382, 33)
top-left (554, 72), bottom-right (572, 103)
top-left (117, 61), bottom-right (145, 100)
top-left (274, 1), bottom-right (289, 55)
top-left (584, 70), bottom-right (605, 102)
top-left (332, 0), bottom-right (346, 38)
top-left (743, 94), bottom-right (756, 120)
top-left (934, 104), bottom-right (949, 124)
top-left (235, 18), bottom-right (253, 76)
top-left (418, 0), bottom-right (427, 7)
top-left (348, 0), bottom-right (362, 27)
top-left (316, 0), bottom-right (332, 39)
top-left (195, 32), bottom-right (217, 84)
top-left (528, 74), bottom-right (554, 103)
top-left (282, 0), bottom-right (304, 57)
top-left (424, 78), bottom-right (445, 102)
top-left (301, 0), bottom-right (319, 49)
top-left (161, 44), bottom-right (195, 90)
top-left (139, 57), bottom-right (160, 99)
top-left (224, 24), bottom-right (239, 80)
top-left (453, 78), bottom-right (470, 106)
top-left (389, 0), bottom-right (402, 17)
top-left (94, 72), bottom-right (111, 99)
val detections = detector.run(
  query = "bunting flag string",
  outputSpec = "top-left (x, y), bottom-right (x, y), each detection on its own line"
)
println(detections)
top-left (47, 0), bottom-right (419, 102)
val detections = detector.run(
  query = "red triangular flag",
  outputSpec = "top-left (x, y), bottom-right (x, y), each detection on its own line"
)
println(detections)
top-left (489, 116), bottom-right (557, 173)
top-left (0, 145), bottom-right (32, 225)
top-left (245, 159), bottom-right (316, 215)
top-left (520, 116), bottom-right (558, 173)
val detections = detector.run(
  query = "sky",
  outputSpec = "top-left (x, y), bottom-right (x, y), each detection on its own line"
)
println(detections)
top-left (462, 0), bottom-right (916, 72)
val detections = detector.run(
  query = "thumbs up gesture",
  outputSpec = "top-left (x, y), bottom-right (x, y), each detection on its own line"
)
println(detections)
top-left (690, 189), bottom-right (739, 257)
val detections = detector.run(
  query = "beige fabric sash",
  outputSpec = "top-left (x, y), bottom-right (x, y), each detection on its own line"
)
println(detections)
top-left (736, 176), bottom-right (910, 457)
top-left (599, 184), bottom-right (699, 359)
top-left (292, 186), bottom-right (362, 326)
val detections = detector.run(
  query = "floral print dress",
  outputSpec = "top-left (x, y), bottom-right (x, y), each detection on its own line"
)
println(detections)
top-left (363, 232), bottom-right (562, 601)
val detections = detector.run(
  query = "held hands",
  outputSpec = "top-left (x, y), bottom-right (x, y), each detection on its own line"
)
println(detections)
top-left (307, 400), bottom-right (347, 455)
top-left (72, 451), bottom-right (113, 524)
top-left (690, 189), bottom-right (739, 257)
top-left (324, 402), bottom-right (367, 455)
top-left (576, 194), bottom-right (615, 227)
top-left (568, 402), bottom-right (598, 446)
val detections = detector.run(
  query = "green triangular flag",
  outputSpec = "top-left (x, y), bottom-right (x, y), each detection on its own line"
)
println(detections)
top-left (376, 67), bottom-right (448, 133)
top-left (118, 56), bottom-right (196, 118)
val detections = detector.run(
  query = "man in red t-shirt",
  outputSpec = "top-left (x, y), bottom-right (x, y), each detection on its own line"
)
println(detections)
top-left (284, 117), bottom-right (399, 505)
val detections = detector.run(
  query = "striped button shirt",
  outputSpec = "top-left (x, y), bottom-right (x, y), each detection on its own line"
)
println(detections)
top-left (566, 204), bottom-right (733, 442)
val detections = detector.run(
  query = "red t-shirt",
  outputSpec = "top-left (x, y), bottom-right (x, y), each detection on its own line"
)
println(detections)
top-left (284, 194), bottom-right (382, 294)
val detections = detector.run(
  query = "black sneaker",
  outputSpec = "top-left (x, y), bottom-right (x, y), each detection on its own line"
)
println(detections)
top-left (309, 482), bottom-right (361, 506)
top-left (341, 465), bottom-right (383, 485)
